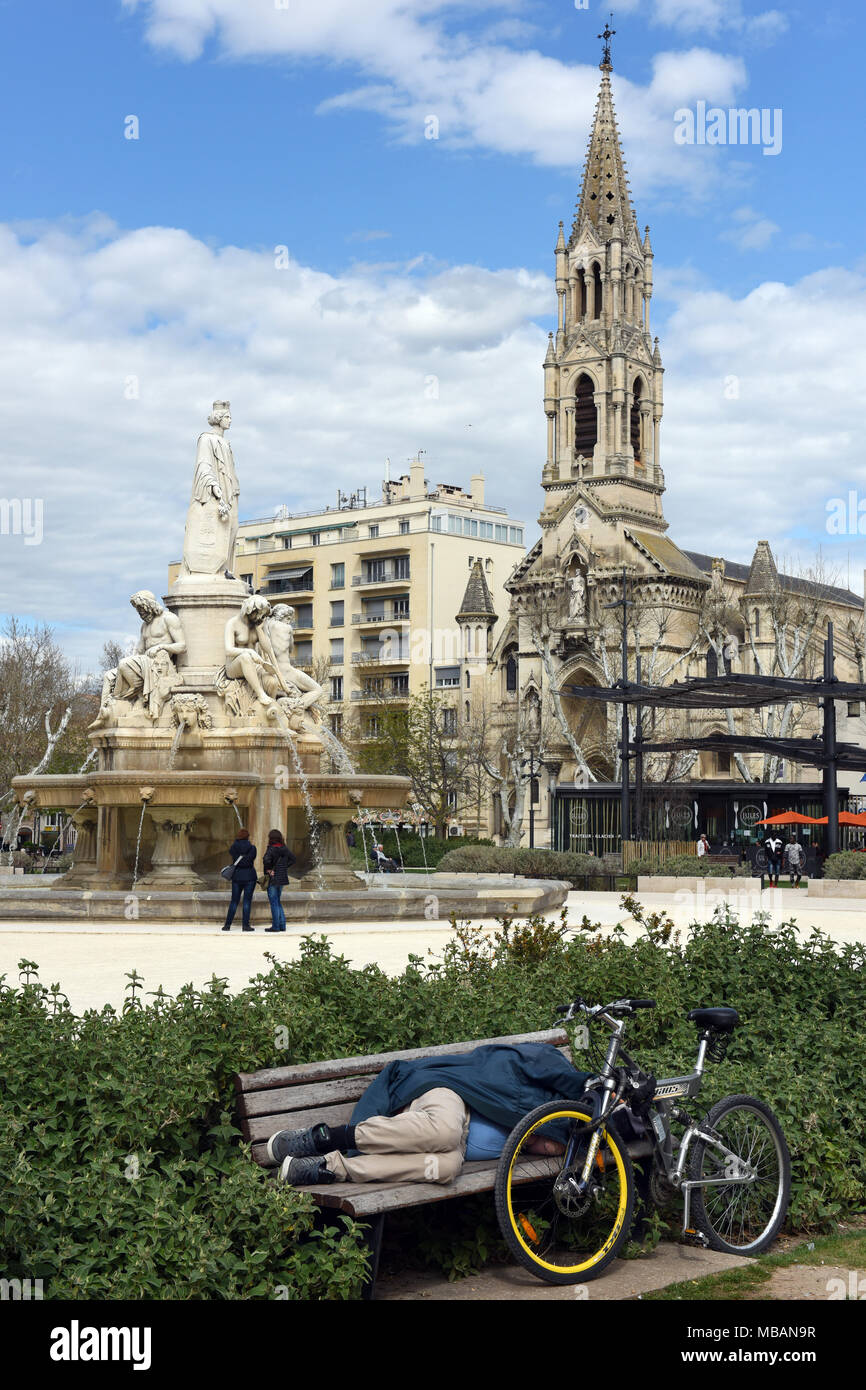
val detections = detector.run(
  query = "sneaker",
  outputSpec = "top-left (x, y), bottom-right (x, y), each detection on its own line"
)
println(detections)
top-left (267, 1123), bottom-right (330, 1164)
top-left (242, 927), bottom-right (254, 932)
top-left (278, 1155), bottom-right (337, 1186)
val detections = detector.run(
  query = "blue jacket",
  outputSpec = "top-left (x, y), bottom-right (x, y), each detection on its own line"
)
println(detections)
top-left (228, 838), bottom-right (257, 884)
top-left (351, 1043), bottom-right (592, 1132)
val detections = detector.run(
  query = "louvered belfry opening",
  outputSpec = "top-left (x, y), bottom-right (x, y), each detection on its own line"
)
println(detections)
top-left (574, 374), bottom-right (597, 458)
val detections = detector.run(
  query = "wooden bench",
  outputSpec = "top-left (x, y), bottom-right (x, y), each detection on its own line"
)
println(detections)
top-left (235, 1027), bottom-right (578, 1294)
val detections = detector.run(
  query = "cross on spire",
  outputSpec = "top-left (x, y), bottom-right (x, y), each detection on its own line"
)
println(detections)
top-left (599, 15), bottom-right (615, 69)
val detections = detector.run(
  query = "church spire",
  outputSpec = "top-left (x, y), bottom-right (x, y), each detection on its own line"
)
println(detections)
top-left (571, 61), bottom-right (635, 246)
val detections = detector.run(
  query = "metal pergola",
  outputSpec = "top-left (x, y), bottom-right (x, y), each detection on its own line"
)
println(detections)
top-left (564, 620), bottom-right (863, 855)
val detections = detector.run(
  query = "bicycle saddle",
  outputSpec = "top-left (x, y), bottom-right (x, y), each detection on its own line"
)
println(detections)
top-left (687, 1006), bottom-right (739, 1032)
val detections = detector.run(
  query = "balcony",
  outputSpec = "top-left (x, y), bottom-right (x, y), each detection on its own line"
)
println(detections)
top-left (350, 688), bottom-right (410, 702)
top-left (352, 563), bottom-right (411, 588)
top-left (352, 650), bottom-right (410, 666)
top-left (263, 566), bottom-right (314, 596)
top-left (352, 611), bottom-right (410, 626)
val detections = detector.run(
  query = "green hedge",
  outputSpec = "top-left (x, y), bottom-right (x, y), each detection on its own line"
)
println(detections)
top-left (436, 845), bottom-right (601, 879)
top-left (822, 852), bottom-right (866, 880)
top-left (3, 905), bottom-right (865, 1297)
top-left (631, 853), bottom-right (752, 878)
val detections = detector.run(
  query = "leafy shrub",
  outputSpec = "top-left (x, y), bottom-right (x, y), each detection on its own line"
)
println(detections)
top-left (436, 846), bottom-right (601, 880)
top-left (631, 853), bottom-right (751, 878)
top-left (3, 903), bottom-right (866, 1296)
top-left (822, 852), bottom-right (866, 880)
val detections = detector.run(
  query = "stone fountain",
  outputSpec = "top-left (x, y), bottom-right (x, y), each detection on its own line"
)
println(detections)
top-left (1, 404), bottom-right (568, 924)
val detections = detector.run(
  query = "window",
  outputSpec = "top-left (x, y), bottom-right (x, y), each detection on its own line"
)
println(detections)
top-left (368, 524), bottom-right (379, 538)
top-left (465, 671), bottom-right (471, 687)
top-left (508, 527), bottom-right (523, 545)
top-left (331, 563), bottom-right (345, 588)
top-left (506, 654), bottom-right (518, 692)
top-left (392, 674), bottom-right (409, 694)
top-left (330, 600), bottom-right (344, 626)
top-left (435, 666), bottom-right (460, 688)
top-left (367, 559), bottom-right (386, 582)
top-left (295, 640), bottom-right (313, 664)
top-left (283, 536), bottom-right (292, 549)
top-left (330, 714), bottom-right (343, 738)
top-left (399, 519), bottom-right (410, 535)
top-left (394, 556), bottom-right (410, 580)
top-left (364, 677), bottom-right (384, 694)
top-left (330, 676), bottom-right (343, 701)
top-left (447, 789), bottom-right (458, 809)
top-left (495, 524), bottom-right (507, 542)
top-left (330, 638), bottom-right (344, 662)
top-left (393, 596), bottom-right (410, 618)
top-left (240, 573), bottom-right (253, 588)
top-left (442, 708), bottom-right (457, 734)
top-left (706, 648), bottom-right (718, 679)
top-left (848, 701), bottom-right (861, 718)
top-left (366, 716), bottom-right (380, 739)
top-left (430, 512), bottom-right (444, 533)
top-left (311, 532), bottom-right (320, 546)
top-left (448, 514), bottom-right (462, 535)
top-left (464, 700), bottom-right (470, 722)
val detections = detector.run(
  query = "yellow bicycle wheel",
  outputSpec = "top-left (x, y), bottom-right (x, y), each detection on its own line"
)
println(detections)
top-left (494, 1101), bottom-right (635, 1284)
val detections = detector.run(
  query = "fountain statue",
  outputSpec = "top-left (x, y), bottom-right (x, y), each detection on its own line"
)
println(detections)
top-left (3, 404), bottom-right (568, 925)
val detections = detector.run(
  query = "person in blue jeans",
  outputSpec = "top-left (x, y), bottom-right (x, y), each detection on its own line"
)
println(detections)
top-left (263, 828), bottom-right (295, 932)
top-left (222, 829), bottom-right (258, 931)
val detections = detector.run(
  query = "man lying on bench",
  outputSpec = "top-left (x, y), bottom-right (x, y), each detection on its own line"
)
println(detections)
top-left (268, 1041), bottom-right (592, 1186)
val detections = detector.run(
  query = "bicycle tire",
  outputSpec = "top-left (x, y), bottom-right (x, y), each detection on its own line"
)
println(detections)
top-left (688, 1093), bottom-right (790, 1255)
top-left (494, 1101), bottom-right (635, 1284)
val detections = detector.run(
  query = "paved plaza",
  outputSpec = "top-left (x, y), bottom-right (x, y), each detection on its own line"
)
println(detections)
top-left (2, 887), bottom-right (864, 1015)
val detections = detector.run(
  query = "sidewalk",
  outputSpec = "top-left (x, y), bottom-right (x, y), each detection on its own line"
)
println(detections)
top-left (1, 887), bottom-right (863, 1014)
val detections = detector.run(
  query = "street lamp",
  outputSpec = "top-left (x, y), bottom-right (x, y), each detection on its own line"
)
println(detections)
top-left (522, 746), bottom-right (541, 848)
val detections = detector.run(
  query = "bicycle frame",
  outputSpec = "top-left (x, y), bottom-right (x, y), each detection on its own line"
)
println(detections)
top-left (561, 1005), bottom-right (758, 1240)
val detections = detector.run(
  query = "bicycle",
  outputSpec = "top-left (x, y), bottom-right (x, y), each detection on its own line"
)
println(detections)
top-left (494, 996), bottom-right (791, 1285)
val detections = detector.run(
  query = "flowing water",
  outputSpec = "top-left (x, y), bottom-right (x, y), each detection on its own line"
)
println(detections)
top-left (355, 814), bottom-right (373, 884)
top-left (132, 800), bottom-right (148, 889)
top-left (40, 799), bottom-right (89, 874)
top-left (228, 800), bottom-right (243, 827)
top-left (167, 718), bottom-right (188, 771)
top-left (285, 731), bottom-right (326, 891)
top-left (317, 725), bottom-right (357, 775)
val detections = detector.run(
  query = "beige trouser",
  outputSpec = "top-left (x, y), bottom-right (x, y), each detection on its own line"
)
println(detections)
top-left (323, 1087), bottom-right (470, 1184)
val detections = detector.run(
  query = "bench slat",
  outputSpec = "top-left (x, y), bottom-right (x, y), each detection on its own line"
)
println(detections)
top-left (234, 1029), bottom-right (568, 1095)
top-left (248, 1103), bottom-right (357, 1151)
top-left (288, 1157), bottom-right (562, 1217)
top-left (238, 1075), bottom-right (370, 1120)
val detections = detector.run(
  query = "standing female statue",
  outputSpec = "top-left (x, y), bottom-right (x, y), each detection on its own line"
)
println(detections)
top-left (180, 401), bottom-right (240, 579)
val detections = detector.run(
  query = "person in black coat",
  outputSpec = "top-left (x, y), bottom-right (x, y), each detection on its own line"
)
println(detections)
top-left (222, 829), bottom-right (258, 931)
top-left (263, 828), bottom-right (295, 932)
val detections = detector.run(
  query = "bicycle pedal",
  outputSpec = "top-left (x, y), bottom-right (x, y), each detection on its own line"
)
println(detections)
top-left (682, 1228), bottom-right (711, 1248)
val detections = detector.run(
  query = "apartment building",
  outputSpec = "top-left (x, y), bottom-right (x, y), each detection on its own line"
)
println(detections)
top-left (168, 457), bottom-right (526, 739)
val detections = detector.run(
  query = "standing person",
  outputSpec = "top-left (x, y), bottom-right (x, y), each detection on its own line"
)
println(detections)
top-left (697, 833), bottom-right (710, 857)
top-left (263, 829), bottom-right (295, 933)
top-left (763, 832), bottom-right (783, 887)
top-left (784, 836), bottom-right (806, 887)
top-left (222, 827), bottom-right (258, 932)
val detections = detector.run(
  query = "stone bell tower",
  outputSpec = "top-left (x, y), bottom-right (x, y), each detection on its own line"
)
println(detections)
top-left (542, 28), bottom-right (666, 534)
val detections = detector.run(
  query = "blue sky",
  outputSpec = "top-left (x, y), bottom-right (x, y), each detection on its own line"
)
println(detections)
top-left (1, 0), bottom-right (865, 665)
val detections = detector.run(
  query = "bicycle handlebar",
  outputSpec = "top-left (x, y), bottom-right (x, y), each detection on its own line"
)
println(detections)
top-left (556, 996), bottom-right (656, 1022)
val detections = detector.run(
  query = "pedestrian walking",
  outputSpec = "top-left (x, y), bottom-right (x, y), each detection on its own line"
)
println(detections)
top-left (785, 837), bottom-right (806, 887)
top-left (763, 833), bottom-right (783, 887)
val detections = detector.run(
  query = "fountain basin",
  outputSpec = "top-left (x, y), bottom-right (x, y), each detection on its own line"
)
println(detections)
top-left (0, 875), bottom-right (570, 924)
top-left (10, 768), bottom-right (411, 895)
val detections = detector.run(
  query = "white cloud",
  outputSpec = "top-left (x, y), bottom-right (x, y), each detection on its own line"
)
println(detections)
top-left (721, 205), bottom-right (780, 251)
top-left (657, 266), bottom-right (866, 568)
top-left (616, 0), bottom-right (788, 45)
top-left (3, 214), bottom-right (863, 669)
top-left (122, 1), bottom-right (750, 200)
top-left (0, 215), bottom-right (548, 667)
